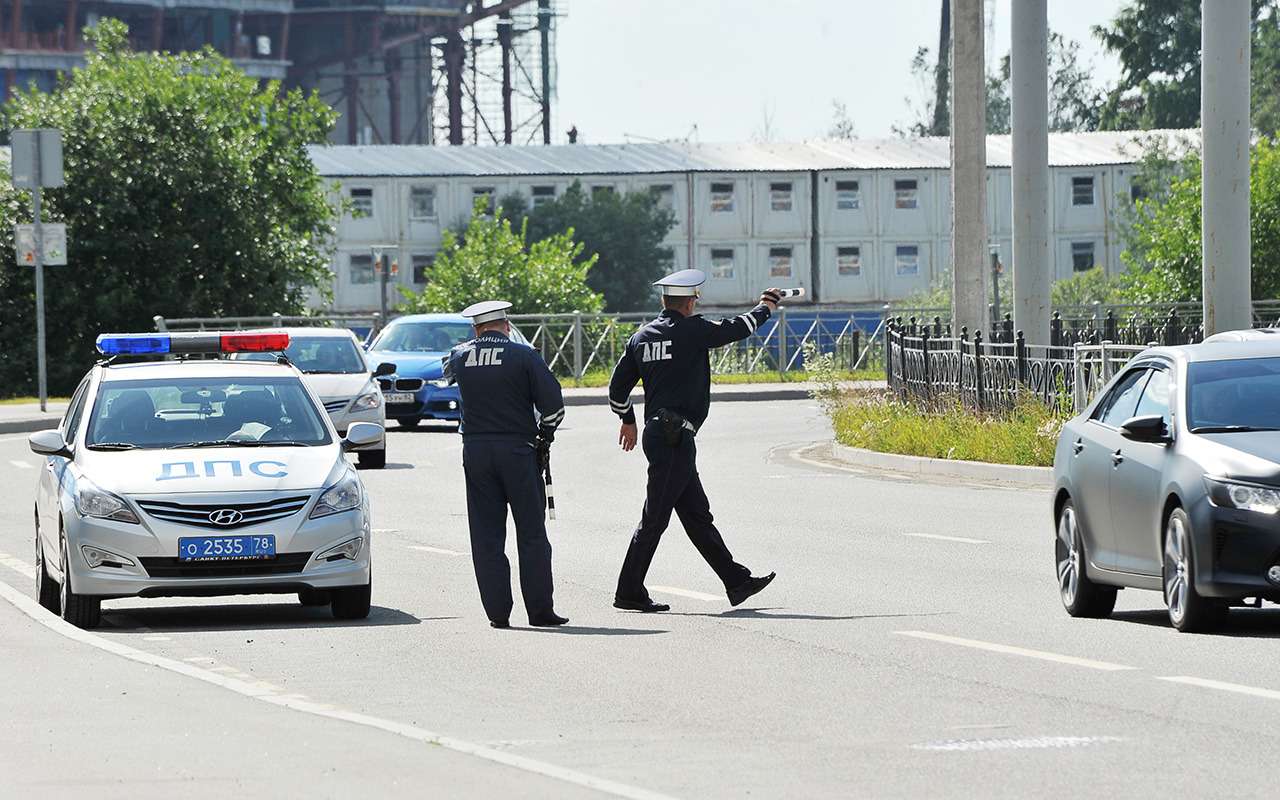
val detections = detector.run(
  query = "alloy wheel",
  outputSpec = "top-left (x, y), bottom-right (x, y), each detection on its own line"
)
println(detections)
top-left (1056, 506), bottom-right (1080, 607)
top-left (1164, 516), bottom-right (1189, 625)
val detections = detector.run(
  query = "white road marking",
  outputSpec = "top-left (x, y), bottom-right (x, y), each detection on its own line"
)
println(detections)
top-left (408, 545), bottom-right (468, 557)
top-left (0, 552), bottom-right (36, 579)
top-left (0, 577), bottom-right (677, 800)
top-left (894, 631), bottom-right (1137, 672)
top-left (0, 435), bottom-right (35, 443)
top-left (9, 459), bottom-right (33, 469)
top-left (912, 735), bottom-right (1124, 752)
top-left (142, 634), bottom-right (171, 642)
top-left (1158, 676), bottom-right (1280, 701)
top-left (903, 533), bottom-right (990, 545)
top-left (649, 585), bottom-right (721, 602)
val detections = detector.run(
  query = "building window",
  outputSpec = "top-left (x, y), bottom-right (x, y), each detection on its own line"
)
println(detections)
top-left (532, 185), bottom-right (557, 207)
top-left (770, 182), bottom-right (793, 212)
top-left (1130, 183), bottom-right (1146, 203)
top-left (768, 246), bottom-right (793, 278)
top-left (1071, 241), bottom-right (1096, 272)
top-left (894, 179), bottom-right (918, 210)
top-left (409, 186), bottom-right (436, 220)
top-left (710, 182), bottom-right (735, 213)
top-left (349, 254), bottom-right (374, 285)
top-left (471, 186), bottom-right (495, 215)
top-left (591, 185), bottom-right (616, 199)
top-left (710, 247), bottom-right (735, 278)
top-left (837, 245), bottom-right (861, 276)
top-left (1072, 176), bottom-right (1095, 206)
top-left (349, 188), bottom-right (374, 218)
top-left (836, 180), bottom-right (860, 210)
top-left (412, 253), bottom-right (435, 285)
top-left (650, 184), bottom-right (675, 212)
top-left (894, 245), bottom-right (920, 276)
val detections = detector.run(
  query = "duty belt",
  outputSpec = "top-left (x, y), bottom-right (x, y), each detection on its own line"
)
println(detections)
top-left (647, 409), bottom-right (698, 436)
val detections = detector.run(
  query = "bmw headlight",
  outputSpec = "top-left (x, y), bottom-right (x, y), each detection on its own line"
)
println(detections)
top-left (429, 378), bottom-right (450, 388)
top-left (311, 470), bottom-right (363, 518)
top-left (74, 477), bottom-right (139, 523)
top-left (1205, 477), bottom-right (1280, 514)
top-left (353, 391), bottom-right (381, 410)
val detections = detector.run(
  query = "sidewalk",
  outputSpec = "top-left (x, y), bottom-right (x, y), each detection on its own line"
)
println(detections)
top-left (0, 402), bottom-right (67, 435)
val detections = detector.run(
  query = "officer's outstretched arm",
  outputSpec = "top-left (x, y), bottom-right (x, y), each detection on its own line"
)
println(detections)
top-left (703, 289), bottom-right (781, 348)
top-left (529, 352), bottom-right (565, 439)
top-left (608, 351), bottom-right (639, 425)
top-left (441, 349), bottom-right (458, 386)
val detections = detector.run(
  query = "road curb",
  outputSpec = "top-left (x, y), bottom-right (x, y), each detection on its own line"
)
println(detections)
top-left (563, 388), bottom-right (811, 406)
top-left (830, 443), bottom-right (1053, 487)
top-left (0, 418), bottom-right (59, 435)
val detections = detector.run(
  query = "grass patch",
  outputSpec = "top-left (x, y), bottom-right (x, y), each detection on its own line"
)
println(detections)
top-left (830, 393), bottom-right (1063, 467)
top-left (0, 396), bottom-right (70, 406)
top-left (562, 369), bottom-right (882, 389)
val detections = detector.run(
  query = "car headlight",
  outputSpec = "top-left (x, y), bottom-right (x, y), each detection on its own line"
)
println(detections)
top-left (353, 391), bottom-right (381, 410)
top-left (316, 537), bottom-right (364, 561)
top-left (74, 477), bottom-right (139, 523)
top-left (311, 470), bottom-right (362, 518)
top-left (428, 378), bottom-right (450, 388)
top-left (1205, 477), bottom-right (1280, 514)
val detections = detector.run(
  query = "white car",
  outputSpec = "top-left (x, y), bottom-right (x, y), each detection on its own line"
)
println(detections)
top-left (29, 331), bottom-right (379, 629)
top-left (232, 327), bottom-right (389, 469)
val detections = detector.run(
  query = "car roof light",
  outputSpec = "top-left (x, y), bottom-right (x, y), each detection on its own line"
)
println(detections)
top-left (95, 332), bottom-right (291, 356)
top-left (95, 334), bottom-right (171, 355)
top-left (220, 332), bottom-right (291, 352)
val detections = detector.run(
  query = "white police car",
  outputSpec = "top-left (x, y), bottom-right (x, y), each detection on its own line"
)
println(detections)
top-left (29, 332), bottom-right (378, 628)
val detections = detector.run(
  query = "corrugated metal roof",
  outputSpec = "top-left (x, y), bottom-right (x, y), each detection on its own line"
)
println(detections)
top-left (308, 129), bottom-right (1199, 178)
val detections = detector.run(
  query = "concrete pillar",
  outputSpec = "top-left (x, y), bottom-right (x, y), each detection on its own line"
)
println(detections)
top-left (445, 30), bottom-right (464, 146)
top-left (499, 12), bottom-right (513, 145)
top-left (1202, 0), bottom-right (1252, 335)
top-left (1011, 0), bottom-right (1051, 344)
top-left (950, 0), bottom-right (988, 336)
top-left (539, 0), bottom-right (552, 144)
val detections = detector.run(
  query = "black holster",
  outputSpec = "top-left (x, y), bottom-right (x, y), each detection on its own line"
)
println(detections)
top-left (650, 408), bottom-right (691, 447)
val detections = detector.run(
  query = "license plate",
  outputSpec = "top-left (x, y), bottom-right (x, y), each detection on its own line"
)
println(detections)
top-left (178, 535), bottom-right (276, 562)
top-left (384, 392), bottom-right (415, 403)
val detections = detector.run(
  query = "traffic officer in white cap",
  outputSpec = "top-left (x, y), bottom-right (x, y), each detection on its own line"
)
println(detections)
top-left (607, 270), bottom-right (782, 612)
top-left (443, 300), bottom-right (568, 628)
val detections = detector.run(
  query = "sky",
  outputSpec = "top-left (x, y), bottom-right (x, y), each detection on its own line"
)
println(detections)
top-left (553, 0), bottom-right (1129, 145)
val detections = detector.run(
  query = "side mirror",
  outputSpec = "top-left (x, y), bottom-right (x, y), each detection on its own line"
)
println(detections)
top-left (373, 362), bottom-right (396, 377)
top-left (343, 422), bottom-right (384, 452)
top-left (1120, 414), bottom-right (1171, 444)
top-left (29, 429), bottom-right (72, 458)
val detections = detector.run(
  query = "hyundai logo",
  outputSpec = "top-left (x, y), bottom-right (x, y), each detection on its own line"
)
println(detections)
top-left (208, 508), bottom-right (244, 526)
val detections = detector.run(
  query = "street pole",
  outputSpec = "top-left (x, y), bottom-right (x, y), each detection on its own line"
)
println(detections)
top-left (376, 250), bottom-right (389, 328)
top-left (32, 138), bottom-right (47, 412)
top-left (1011, 0), bottom-right (1051, 345)
top-left (950, 0), bottom-right (988, 337)
top-left (1202, 0), bottom-right (1252, 335)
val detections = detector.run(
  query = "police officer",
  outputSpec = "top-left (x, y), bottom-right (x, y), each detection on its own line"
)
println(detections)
top-left (444, 300), bottom-right (568, 629)
top-left (608, 270), bottom-right (781, 612)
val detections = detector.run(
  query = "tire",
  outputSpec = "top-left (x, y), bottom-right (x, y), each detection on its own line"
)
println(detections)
top-left (1055, 499), bottom-right (1117, 618)
top-left (1163, 507), bottom-right (1227, 633)
top-left (357, 448), bottom-right (386, 469)
top-left (34, 523), bottom-right (59, 614)
top-left (397, 417), bottom-right (422, 429)
top-left (59, 534), bottom-right (101, 629)
top-left (331, 581), bottom-right (372, 620)
top-left (298, 587), bottom-right (330, 606)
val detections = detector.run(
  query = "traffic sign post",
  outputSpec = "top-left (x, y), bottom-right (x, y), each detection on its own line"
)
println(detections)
top-left (12, 129), bottom-right (66, 412)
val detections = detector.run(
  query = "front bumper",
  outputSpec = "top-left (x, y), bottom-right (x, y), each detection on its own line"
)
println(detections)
top-left (1190, 498), bottom-right (1280, 599)
top-left (63, 494), bottom-right (372, 599)
top-left (385, 384), bottom-right (461, 422)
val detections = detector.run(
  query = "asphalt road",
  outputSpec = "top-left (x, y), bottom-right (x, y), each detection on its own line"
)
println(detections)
top-left (4, 400), bottom-right (1280, 798)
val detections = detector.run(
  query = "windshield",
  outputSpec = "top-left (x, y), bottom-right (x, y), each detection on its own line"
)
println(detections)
top-left (236, 336), bottom-right (366, 374)
top-left (371, 321), bottom-right (475, 353)
top-left (86, 377), bottom-right (332, 449)
top-left (1187, 357), bottom-right (1280, 431)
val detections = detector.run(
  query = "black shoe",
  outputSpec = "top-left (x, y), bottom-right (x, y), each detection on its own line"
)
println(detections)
top-left (529, 612), bottom-right (569, 627)
top-left (728, 572), bottom-right (776, 607)
top-left (613, 597), bottom-right (671, 613)
top-left (490, 619), bottom-right (510, 629)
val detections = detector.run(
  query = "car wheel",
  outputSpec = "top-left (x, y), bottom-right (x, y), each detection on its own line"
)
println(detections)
top-left (357, 448), bottom-right (386, 469)
top-left (1056, 499), bottom-right (1117, 618)
top-left (298, 587), bottom-right (330, 606)
top-left (59, 534), bottom-right (101, 629)
top-left (331, 580), bottom-right (371, 620)
top-left (397, 417), bottom-right (422, 429)
top-left (34, 522), bottom-right (59, 614)
top-left (1163, 507), bottom-right (1226, 633)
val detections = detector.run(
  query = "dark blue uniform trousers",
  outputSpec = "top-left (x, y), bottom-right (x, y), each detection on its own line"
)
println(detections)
top-left (616, 423), bottom-right (750, 600)
top-left (462, 438), bottom-right (555, 622)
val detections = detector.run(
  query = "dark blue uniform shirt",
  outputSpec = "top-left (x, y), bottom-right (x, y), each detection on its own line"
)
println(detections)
top-left (607, 303), bottom-right (772, 430)
top-left (444, 332), bottom-right (565, 441)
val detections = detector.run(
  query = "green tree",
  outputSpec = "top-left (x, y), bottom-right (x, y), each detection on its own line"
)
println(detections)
top-left (399, 202), bottom-right (603, 315)
top-left (506, 181), bottom-right (675, 312)
top-left (0, 19), bottom-right (338, 395)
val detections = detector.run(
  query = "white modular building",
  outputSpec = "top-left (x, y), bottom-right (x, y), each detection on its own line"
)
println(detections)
top-left (307, 130), bottom-right (1196, 311)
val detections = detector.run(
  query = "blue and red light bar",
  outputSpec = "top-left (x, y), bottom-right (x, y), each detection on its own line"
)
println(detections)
top-left (96, 332), bottom-right (291, 356)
